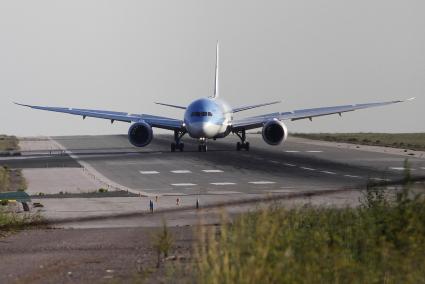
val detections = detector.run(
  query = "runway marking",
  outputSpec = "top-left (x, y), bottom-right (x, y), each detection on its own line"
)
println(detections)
top-left (140, 171), bottom-right (160, 175)
top-left (390, 167), bottom-right (415, 171)
top-left (300, 167), bottom-right (316, 171)
top-left (284, 163), bottom-right (296, 167)
top-left (344, 175), bottom-right (362, 179)
top-left (421, 167), bottom-right (425, 170)
top-left (270, 160), bottom-right (280, 164)
top-left (171, 170), bottom-right (192, 174)
top-left (171, 183), bottom-right (197, 187)
top-left (249, 181), bottom-right (276, 185)
top-left (202, 170), bottom-right (224, 173)
top-left (320, 171), bottom-right (337, 175)
top-left (210, 182), bottom-right (236, 186)
top-left (284, 150), bottom-right (300, 153)
top-left (306, 150), bottom-right (323, 153)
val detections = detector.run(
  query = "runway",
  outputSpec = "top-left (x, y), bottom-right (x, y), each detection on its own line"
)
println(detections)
top-left (43, 134), bottom-right (425, 197)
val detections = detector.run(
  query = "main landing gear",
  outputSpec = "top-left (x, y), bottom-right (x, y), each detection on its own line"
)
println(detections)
top-left (171, 130), bottom-right (186, 152)
top-left (234, 129), bottom-right (250, 151)
top-left (198, 138), bottom-right (208, 152)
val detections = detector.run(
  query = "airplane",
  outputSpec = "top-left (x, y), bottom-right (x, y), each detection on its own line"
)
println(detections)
top-left (15, 42), bottom-right (415, 152)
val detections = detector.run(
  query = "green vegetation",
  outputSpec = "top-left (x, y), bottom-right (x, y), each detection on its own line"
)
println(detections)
top-left (194, 178), bottom-right (425, 283)
top-left (0, 208), bottom-right (43, 237)
top-left (153, 220), bottom-right (174, 268)
top-left (292, 133), bottom-right (425, 151)
top-left (0, 135), bottom-right (19, 152)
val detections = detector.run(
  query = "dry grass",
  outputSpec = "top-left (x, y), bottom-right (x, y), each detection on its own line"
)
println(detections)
top-left (0, 135), bottom-right (19, 152)
top-left (0, 208), bottom-right (44, 237)
top-left (193, 174), bottom-right (425, 283)
top-left (292, 133), bottom-right (425, 151)
top-left (0, 167), bottom-right (27, 192)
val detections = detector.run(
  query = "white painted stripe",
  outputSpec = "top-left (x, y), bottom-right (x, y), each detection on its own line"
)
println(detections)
top-left (344, 175), bottom-right (361, 179)
top-left (210, 182), bottom-right (236, 186)
top-left (270, 160), bottom-right (280, 164)
top-left (284, 163), bottom-right (296, 167)
top-left (249, 181), bottom-right (276, 185)
top-left (202, 170), bottom-right (224, 173)
top-left (171, 183), bottom-right (197, 186)
top-left (140, 171), bottom-right (159, 175)
top-left (171, 170), bottom-right (192, 174)
top-left (421, 167), bottom-right (425, 170)
top-left (390, 167), bottom-right (416, 171)
top-left (306, 150), bottom-right (323, 153)
top-left (300, 167), bottom-right (316, 171)
top-left (320, 171), bottom-right (336, 175)
top-left (284, 150), bottom-right (300, 153)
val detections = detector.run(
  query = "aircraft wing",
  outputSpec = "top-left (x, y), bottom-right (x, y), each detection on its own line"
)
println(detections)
top-left (232, 101), bottom-right (281, 113)
top-left (14, 103), bottom-right (184, 131)
top-left (231, 98), bottom-right (415, 131)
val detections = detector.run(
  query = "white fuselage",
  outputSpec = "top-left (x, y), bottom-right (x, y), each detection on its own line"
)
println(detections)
top-left (184, 98), bottom-right (232, 139)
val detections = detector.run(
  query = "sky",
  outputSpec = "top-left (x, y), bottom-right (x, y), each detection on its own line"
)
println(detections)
top-left (0, 0), bottom-right (424, 137)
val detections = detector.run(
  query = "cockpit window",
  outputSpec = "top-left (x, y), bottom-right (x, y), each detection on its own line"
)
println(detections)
top-left (191, 111), bottom-right (213, 117)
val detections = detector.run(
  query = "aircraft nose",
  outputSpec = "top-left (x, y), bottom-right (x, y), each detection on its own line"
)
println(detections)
top-left (188, 122), bottom-right (218, 138)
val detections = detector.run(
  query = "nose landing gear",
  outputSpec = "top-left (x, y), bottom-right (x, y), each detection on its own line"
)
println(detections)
top-left (171, 130), bottom-right (186, 152)
top-left (198, 138), bottom-right (208, 152)
top-left (234, 129), bottom-right (250, 151)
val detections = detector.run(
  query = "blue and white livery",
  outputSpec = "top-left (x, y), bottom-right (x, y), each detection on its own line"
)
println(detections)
top-left (16, 42), bottom-right (415, 152)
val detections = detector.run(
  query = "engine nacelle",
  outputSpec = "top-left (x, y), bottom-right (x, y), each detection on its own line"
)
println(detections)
top-left (262, 120), bottom-right (288, 146)
top-left (128, 122), bottom-right (153, 147)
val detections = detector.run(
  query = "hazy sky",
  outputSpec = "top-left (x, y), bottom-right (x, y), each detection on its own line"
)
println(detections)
top-left (0, 0), bottom-right (424, 137)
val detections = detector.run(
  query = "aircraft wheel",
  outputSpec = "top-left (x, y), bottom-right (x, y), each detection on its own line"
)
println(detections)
top-left (236, 142), bottom-right (241, 151)
top-left (171, 143), bottom-right (176, 152)
top-left (179, 143), bottom-right (184, 152)
top-left (245, 142), bottom-right (250, 151)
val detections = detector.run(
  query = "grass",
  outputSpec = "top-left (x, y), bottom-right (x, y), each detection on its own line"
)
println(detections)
top-left (0, 135), bottom-right (19, 152)
top-left (193, 173), bottom-right (425, 283)
top-left (0, 136), bottom-right (26, 192)
top-left (0, 207), bottom-right (43, 237)
top-left (0, 166), bottom-right (27, 192)
top-left (292, 133), bottom-right (425, 151)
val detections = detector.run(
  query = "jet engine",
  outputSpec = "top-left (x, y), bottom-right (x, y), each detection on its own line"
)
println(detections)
top-left (262, 120), bottom-right (288, 146)
top-left (128, 122), bottom-right (153, 147)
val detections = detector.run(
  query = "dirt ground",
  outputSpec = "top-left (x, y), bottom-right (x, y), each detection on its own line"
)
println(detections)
top-left (0, 226), bottom-right (195, 284)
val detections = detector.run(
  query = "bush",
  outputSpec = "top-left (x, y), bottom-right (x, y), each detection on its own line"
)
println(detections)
top-left (98, 188), bottom-right (108, 193)
top-left (153, 220), bottom-right (174, 268)
top-left (194, 180), bottom-right (425, 283)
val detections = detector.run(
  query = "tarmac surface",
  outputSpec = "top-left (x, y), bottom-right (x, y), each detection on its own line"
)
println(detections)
top-left (52, 134), bottom-right (424, 195)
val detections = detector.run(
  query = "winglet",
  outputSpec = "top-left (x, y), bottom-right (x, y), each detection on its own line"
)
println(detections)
top-left (213, 41), bottom-right (220, 99)
top-left (13, 102), bottom-right (28, 107)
